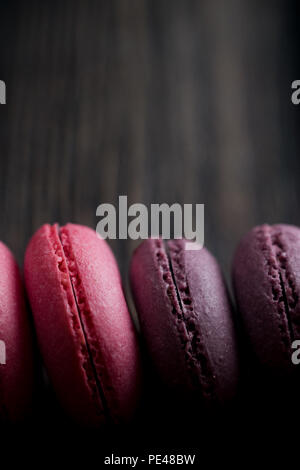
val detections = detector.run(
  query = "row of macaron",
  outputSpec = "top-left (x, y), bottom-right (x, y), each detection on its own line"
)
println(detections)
top-left (0, 222), bottom-right (299, 426)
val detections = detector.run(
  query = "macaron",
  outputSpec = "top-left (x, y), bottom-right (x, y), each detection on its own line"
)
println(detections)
top-left (24, 223), bottom-right (142, 426)
top-left (0, 241), bottom-right (34, 422)
top-left (232, 224), bottom-right (300, 377)
top-left (130, 238), bottom-right (239, 405)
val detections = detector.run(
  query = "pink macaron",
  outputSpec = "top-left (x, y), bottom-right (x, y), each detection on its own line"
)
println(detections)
top-left (0, 241), bottom-right (34, 422)
top-left (24, 223), bottom-right (142, 426)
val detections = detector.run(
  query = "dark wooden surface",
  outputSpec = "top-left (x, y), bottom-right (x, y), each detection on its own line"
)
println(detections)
top-left (0, 0), bottom-right (299, 298)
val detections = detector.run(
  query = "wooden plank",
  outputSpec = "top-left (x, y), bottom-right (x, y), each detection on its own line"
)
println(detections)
top-left (0, 0), bottom-right (299, 293)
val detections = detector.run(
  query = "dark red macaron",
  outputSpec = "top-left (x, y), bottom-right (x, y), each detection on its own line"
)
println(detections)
top-left (24, 223), bottom-right (142, 426)
top-left (0, 241), bottom-right (34, 422)
top-left (232, 224), bottom-right (300, 377)
top-left (130, 238), bottom-right (239, 405)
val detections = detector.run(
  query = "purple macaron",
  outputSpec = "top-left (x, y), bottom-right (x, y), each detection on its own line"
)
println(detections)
top-left (130, 238), bottom-right (239, 405)
top-left (232, 224), bottom-right (300, 377)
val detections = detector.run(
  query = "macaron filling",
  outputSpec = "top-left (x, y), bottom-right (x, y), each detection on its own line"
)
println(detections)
top-left (155, 238), bottom-right (214, 399)
top-left (49, 224), bottom-right (108, 420)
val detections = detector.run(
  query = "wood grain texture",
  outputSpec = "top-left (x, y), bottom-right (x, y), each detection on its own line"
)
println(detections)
top-left (0, 0), bottom-right (299, 298)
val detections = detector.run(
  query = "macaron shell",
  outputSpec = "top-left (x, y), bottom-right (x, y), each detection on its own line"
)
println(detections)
top-left (130, 238), bottom-right (193, 392)
top-left (271, 224), bottom-right (300, 340)
top-left (232, 224), bottom-right (300, 375)
top-left (176, 242), bottom-right (239, 402)
top-left (24, 224), bottom-right (105, 426)
top-left (61, 224), bottom-right (142, 422)
top-left (0, 241), bottom-right (34, 422)
top-left (130, 238), bottom-right (239, 403)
